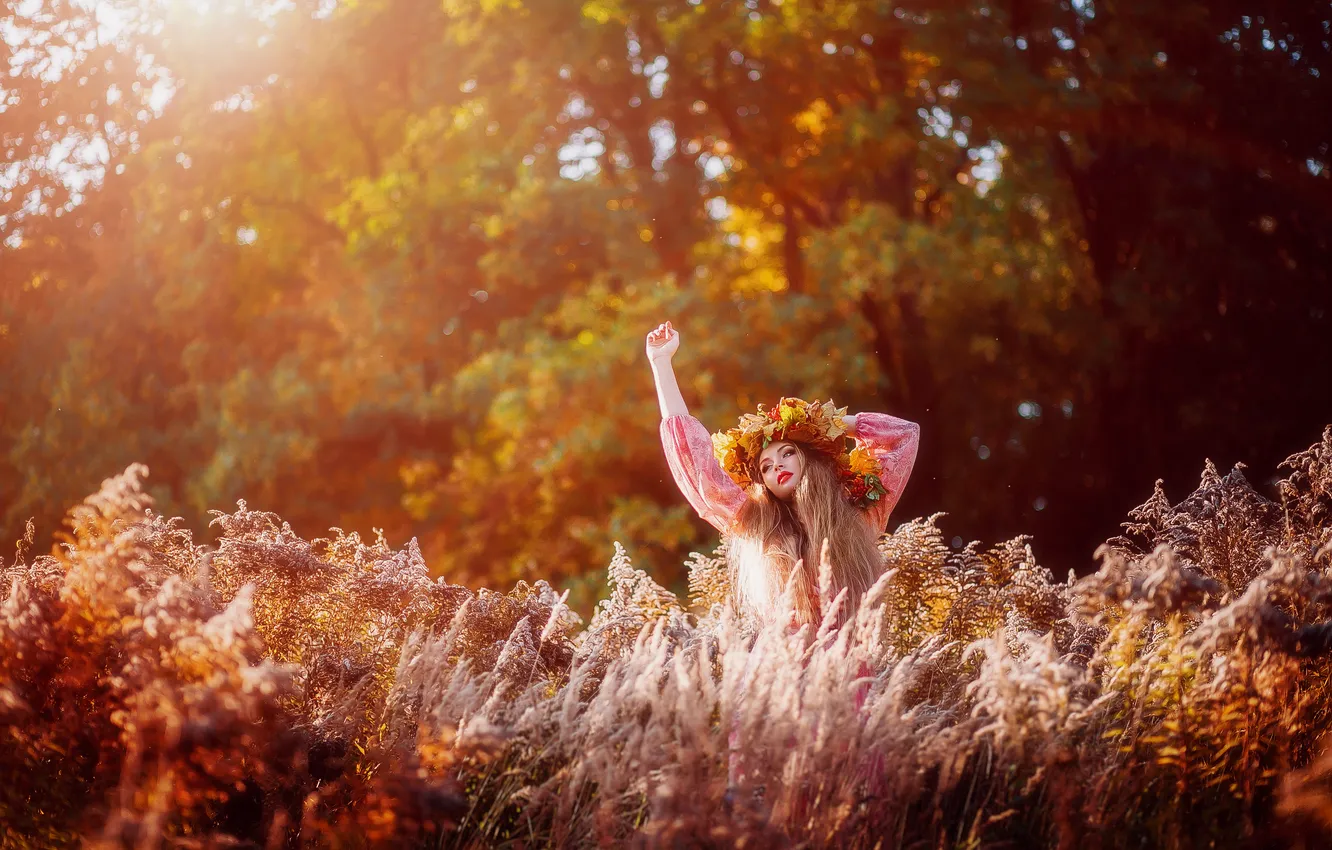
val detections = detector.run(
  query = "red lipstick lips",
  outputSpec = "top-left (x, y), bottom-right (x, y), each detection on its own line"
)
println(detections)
top-left (777, 471), bottom-right (792, 486)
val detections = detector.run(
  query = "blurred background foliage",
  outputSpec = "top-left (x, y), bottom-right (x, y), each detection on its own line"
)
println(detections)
top-left (2, 0), bottom-right (1329, 612)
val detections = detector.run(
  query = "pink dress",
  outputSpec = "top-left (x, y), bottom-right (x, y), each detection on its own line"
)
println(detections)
top-left (660, 411), bottom-right (920, 789)
top-left (659, 411), bottom-right (920, 536)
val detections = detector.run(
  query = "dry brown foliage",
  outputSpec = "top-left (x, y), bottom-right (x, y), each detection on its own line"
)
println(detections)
top-left (2, 428), bottom-right (1331, 848)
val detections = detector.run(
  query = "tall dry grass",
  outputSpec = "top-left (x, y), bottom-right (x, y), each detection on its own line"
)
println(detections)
top-left (2, 429), bottom-right (1331, 848)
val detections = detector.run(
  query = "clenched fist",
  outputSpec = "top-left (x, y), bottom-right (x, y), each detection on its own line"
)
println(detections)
top-left (646, 321), bottom-right (680, 363)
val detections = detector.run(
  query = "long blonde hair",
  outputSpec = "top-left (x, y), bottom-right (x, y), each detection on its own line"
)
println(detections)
top-left (727, 444), bottom-right (884, 628)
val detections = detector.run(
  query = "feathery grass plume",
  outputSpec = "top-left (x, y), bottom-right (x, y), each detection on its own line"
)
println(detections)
top-left (1064, 453), bottom-right (1332, 847)
top-left (3, 427), bottom-right (1332, 847)
top-left (589, 542), bottom-right (685, 629)
top-left (685, 540), bottom-right (731, 617)
top-left (965, 630), bottom-right (1095, 762)
top-left (576, 543), bottom-right (689, 687)
top-left (0, 467), bottom-right (316, 845)
top-left (875, 513), bottom-right (955, 653)
top-left (1110, 462), bottom-right (1285, 592)
top-left (1278, 425), bottom-right (1332, 560)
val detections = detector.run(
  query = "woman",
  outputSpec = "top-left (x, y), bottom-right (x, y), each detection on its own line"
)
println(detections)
top-left (646, 320), bottom-right (920, 630)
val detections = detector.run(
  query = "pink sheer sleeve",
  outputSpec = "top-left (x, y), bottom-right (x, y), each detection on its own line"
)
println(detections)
top-left (660, 414), bottom-right (748, 534)
top-left (852, 412), bottom-right (920, 532)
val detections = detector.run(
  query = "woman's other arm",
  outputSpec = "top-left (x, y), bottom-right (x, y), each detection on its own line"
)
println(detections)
top-left (845, 412), bottom-right (920, 532)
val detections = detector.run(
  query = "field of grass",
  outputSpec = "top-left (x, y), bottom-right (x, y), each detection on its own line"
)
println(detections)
top-left (2, 429), bottom-right (1331, 848)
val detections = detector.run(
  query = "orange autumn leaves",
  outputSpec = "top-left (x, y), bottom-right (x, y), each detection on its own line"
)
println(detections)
top-left (711, 397), bottom-right (887, 506)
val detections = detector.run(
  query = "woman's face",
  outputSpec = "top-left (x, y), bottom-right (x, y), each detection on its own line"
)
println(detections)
top-left (758, 440), bottom-right (803, 501)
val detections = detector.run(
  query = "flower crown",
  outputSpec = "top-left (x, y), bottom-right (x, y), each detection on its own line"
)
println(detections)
top-left (710, 397), bottom-right (888, 509)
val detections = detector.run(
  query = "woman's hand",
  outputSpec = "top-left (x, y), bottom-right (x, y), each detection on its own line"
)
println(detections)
top-left (842, 413), bottom-right (858, 432)
top-left (646, 321), bottom-right (680, 363)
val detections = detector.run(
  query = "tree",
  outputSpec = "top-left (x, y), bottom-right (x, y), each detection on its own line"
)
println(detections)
top-left (1, 0), bottom-right (1327, 609)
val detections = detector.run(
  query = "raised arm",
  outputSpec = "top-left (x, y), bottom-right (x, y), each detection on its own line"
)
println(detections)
top-left (648, 322), bottom-right (747, 533)
top-left (646, 321), bottom-right (689, 419)
top-left (845, 412), bottom-right (920, 532)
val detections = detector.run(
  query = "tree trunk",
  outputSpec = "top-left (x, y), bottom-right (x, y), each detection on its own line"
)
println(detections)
top-left (860, 289), bottom-right (944, 513)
